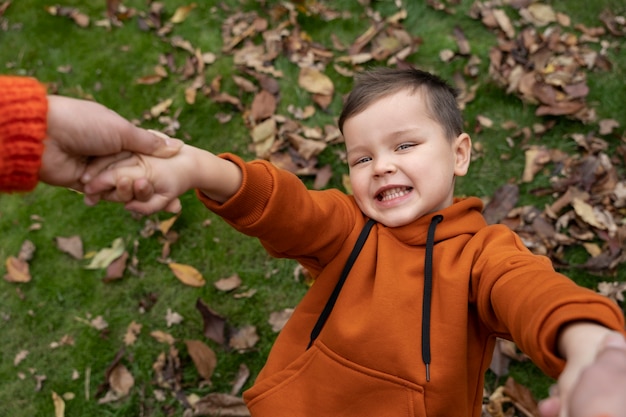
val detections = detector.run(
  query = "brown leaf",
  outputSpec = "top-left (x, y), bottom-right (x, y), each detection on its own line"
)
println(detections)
top-left (185, 340), bottom-right (217, 381)
top-left (453, 26), bottom-right (471, 55)
top-left (482, 184), bottom-right (519, 225)
top-left (287, 133), bottom-right (327, 160)
top-left (268, 308), bottom-right (294, 332)
top-left (124, 321), bottom-right (142, 346)
top-left (169, 263), bottom-right (206, 287)
top-left (55, 235), bottom-right (83, 259)
top-left (598, 118), bottom-right (620, 136)
top-left (196, 298), bottom-right (227, 345)
top-left (214, 274), bottom-right (242, 292)
top-left (230, 363), bottom-right (250, 396)
top-left (229, 325), bottom-right (259, 352)
top-left (522, 3), bottom-right (556, 27)
top-left (250, 90), bottom-right (277, 122)
top-left (108, 363), bottom-right (134, 397)
top-left (17, 239), bottom-right (35, 261)
top-left (503, 376), bottom-right (540, 417)
top-left (523, 146), bottom-right (552, 183)
top-left (103, 251), bottom-right (128, 282)
top-left (192, 393), bottom-right (250, 417)
top-left (151, 330), bottom-right (176, 345)
top-left (313, 164), bottom-right (333, 190)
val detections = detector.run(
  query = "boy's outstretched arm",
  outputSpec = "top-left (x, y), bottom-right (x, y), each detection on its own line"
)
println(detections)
top-left (83, 144), bottom-right (242, 214)
top-left (539, 323), bottom-right (626, 417)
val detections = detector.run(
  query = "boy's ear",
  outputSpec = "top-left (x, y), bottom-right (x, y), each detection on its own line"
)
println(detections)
top-left (453, 133), bottom-right (472, 177)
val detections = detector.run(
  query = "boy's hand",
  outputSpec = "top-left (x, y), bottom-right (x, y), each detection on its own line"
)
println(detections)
top-left (539, 331), bottom-right (626, 417)
top-left (83, 151), bottom-right (185, 215)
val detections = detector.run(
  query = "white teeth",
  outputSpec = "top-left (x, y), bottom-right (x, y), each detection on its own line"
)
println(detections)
top-left (378, 187), bottom-right (411, 201)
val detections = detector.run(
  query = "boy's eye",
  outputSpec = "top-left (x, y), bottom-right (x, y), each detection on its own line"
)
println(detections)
top-left (353, 156), bottom-right (371, 165)
top-left (396, 143), bottom-right (416, 151)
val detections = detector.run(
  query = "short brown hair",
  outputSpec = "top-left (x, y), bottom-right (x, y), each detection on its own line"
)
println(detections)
top-left (338, 66), bottom-right (463, 140)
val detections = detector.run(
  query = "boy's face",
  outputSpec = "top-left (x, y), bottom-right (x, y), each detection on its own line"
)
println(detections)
top-left (343, 88), bottom-right (471, 227)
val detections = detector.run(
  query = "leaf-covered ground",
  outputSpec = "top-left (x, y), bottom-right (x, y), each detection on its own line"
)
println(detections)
top-left (1, 0), bottom-right (625, 416)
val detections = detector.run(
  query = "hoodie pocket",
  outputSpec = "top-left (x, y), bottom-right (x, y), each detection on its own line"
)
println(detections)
top-left (244, 341), bottom-right (427, 417)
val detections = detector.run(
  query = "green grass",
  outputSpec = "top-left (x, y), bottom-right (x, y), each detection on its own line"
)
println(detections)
top-left (1, 0), bottom-right (625, 415)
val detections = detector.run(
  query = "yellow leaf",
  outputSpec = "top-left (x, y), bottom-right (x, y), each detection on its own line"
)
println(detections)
top-left (4, 256), bottom-right (31, 283)
top-left (151, 330), bottom-right (176, 345)
top-left (169, 263), bottom-right (205, 287)
top-left (150, 98), bottom-right (173, 118)
top-left (52, 391), bottom-right (65, 417)
top-left (84, 238), bottom-right (125, 270)
top-left (170, 3), bottom-right (197, 24)
top-left (298, 67), bottom-right (334, 95)
top-left (158, 213), bottom-right (180, 235)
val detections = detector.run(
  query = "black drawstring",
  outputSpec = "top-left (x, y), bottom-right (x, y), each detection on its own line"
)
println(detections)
top-left (422, 214), bottom-right (443, 382)
top-left (307, 219), bottom-right (377, 350)
top-left (306, 214), bottom-right (443, 383)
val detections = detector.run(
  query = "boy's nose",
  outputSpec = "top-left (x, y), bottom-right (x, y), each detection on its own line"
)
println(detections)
top-left (373, 159), bottom-right (396, 176)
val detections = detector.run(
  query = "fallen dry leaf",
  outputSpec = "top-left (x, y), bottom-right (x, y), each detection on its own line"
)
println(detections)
top-left (268, 308), bottom-right (294, 332)
top-left (85, 238), bottom-right (125, 270)
top-left (169, 262), bottom-right (206, 287)
top-left (124, 321), bottom-right (142, 346)
top-left (191, 393), bottom-right (250, 417)
top-left (103, 251), bottom-right (129, 282)
top-left (298, 66), bottom-right (334, 96)
top-left (185, 339), bottom-right (217, 381)
top-left (230, 363), bottom-right (250, 396)
top-left (55, 235), bottom-right (83, 259)
top-left (4, 256), bottom-right (31, 283)
top-left (166, 308), bottom-right (184, 327)
top-left (52, 391), bottom-right (65, 417)
top-left (196, 298), bottom-right (227, 345)
top-left (229, 325), bottom-right (259, 352)
top-left (14, 350), bottom-right (28, 366)
top-left (214, 274), bottom-right (242, 292)
top-left (170, 3), bottom-right (196, 24)
top-left (151, 330), bottom-right (176, 345)
top-left (109, 364), bottom-right (134, 397)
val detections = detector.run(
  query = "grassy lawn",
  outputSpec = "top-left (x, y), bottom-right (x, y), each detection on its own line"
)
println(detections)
top-left (1, 0), bottom-right (625, 415)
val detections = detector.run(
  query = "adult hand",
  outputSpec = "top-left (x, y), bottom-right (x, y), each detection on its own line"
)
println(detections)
top-left (539, 332), bottom-right (626, 417)
top-left (39, 95), bottom-right (183, 191)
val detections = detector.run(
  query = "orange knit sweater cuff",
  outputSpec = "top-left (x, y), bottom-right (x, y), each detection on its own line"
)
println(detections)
top-left (0, 76), bottom-right (48, 192)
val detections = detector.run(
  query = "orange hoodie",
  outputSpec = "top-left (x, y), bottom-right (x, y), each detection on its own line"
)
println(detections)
top-left (199, 154), bottom-right (625, 417)
top-left (0, 76), bottom-right (48, 192)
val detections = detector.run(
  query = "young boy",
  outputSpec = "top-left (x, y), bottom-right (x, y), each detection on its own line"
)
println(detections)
top-left (84, 67), bottom-right (625, 417)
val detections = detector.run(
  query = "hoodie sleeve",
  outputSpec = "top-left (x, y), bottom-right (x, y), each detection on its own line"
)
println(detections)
top-left (196, 153), bottom-right (360, 274)
top-left (470, 224), bottom-right (625, 378)
top-left (0, 76), bottom-right (49, 192)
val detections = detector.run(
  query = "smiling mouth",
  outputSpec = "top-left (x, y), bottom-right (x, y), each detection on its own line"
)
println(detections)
top-left (376, 187), bottom-right (413, 201)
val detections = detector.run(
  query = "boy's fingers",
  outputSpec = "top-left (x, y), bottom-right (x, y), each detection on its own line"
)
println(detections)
top-left (83, 170), bottom-right (117, 195)
top-left (125, 196), bottom-right (181, 215)
top-left (115, 177), bottom-right (134, 202)
top-left (133, 178), bottom-right (155, 202)
top-left (81, 151), bottom-right (133, 183)
top-left (164, 198), bottom-right (182, 213)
